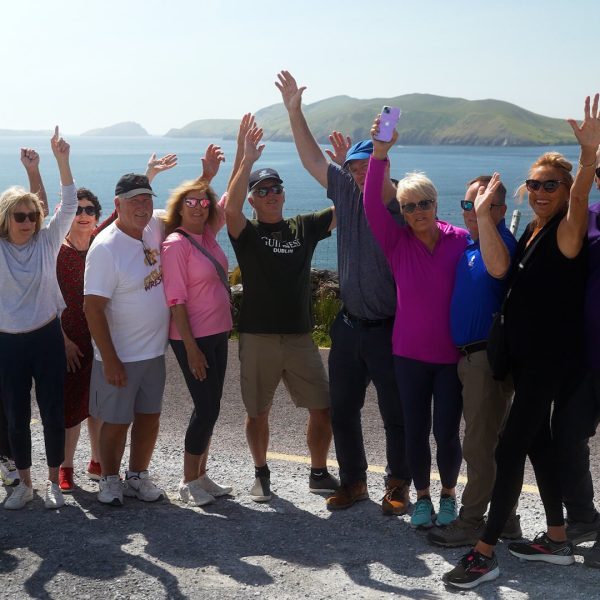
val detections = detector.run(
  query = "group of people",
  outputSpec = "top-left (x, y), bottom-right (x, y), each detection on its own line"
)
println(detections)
top-left (1, 71), bottom-right (600, 591)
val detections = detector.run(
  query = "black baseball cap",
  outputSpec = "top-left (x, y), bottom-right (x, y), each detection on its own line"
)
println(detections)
top-left (248, 168), bottom-right (283, 191)
top-left (115, 173), bottom-right (156, 199)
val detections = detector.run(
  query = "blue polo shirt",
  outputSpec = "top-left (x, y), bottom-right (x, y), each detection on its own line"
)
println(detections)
top-left (450, 220), bottom-right (517, 346)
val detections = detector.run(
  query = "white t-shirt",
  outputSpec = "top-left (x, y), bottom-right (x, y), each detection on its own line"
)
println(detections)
top-left (84, 213), bottom-right (169, 362)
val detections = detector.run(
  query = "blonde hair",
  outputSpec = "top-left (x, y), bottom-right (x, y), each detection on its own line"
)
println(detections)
top-left (0, 187), bottom-right (45, 239)
top-left (161, 180), bottom-right (219, 237)
top-left (396, 172), bottom-right (438, 205)
top-left (516, 152), bottom-right (574, 201)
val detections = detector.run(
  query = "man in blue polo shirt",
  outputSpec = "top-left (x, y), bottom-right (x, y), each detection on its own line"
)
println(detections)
top-left (428, 175), bottom-right (520, 547)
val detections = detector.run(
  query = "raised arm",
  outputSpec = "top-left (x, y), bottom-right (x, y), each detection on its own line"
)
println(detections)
top-left (558, 93), bottom-right (600, 258)
top-left (199, 144), bottom-right (225, 184)
top-left (145, 153), bottom-right (178, 183)
top-left (276, 70), bottom-right (328, 188)
top-left (227, 113), bottom-right (255, 188)
top-left (474, 173), bottom-right (511, 279)
top-left (51, 126), bottom-right (73, 186)
top-left (225, 125), bottom-right (265, 239)
top-left (20, 148), bottom-right (48, 216)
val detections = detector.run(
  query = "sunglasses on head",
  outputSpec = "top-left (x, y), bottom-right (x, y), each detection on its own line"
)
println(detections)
top-left (460, 200), bottom-right (504, 211)
top-left (184, 197), bottom-right (211, 209)
top-left (12, 211), bottom-right (40, 223)
top-left (401, 199), bottom-right (435, 214)
top-left (254, 184), bottom-right (284, 198)
top-left (525, 179), bottom-right (567, 193)
top-left (76, 205), bottom-right (97, 216)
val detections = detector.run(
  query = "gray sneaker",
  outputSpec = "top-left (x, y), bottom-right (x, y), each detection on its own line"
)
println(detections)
top-left (428, 519), bottom-right (485, 547)
top-left (309, 472), bottom-right (340, 494)
top-left (567, 514), bottom-right (600, 545)
top-left (249, 476), bottom-right (271, 502)
top-left (500, 514), bottom-right (523, 540)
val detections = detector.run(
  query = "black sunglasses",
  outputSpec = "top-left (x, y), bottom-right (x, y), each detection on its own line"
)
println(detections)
top-left (76, 206), bottom-right (97, 216)
top-left (596, 167), bottom-right (600, 179)
top-left (12, 211), bottom-right (40, 223)
top-left (460, 200), bottom-right (504, 211)
top-left (401, 199), bottom-right (435, 214)
top-left (254, 185), bottom-right (284, 198)
top-left (525, 179), bottom-right (567, 193)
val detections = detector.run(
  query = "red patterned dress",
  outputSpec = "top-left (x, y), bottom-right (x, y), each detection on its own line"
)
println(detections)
top-left (56, 242), bottom-right (93, 428)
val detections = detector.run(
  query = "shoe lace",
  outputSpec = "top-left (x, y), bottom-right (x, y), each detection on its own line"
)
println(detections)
top-left (439, 496), bottom-right (456, 515)
top-left (414, 498), bottom-right (432, 516)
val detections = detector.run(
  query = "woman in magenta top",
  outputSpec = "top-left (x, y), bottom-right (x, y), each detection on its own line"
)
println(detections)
top-left (363, 117), bottom-right (468, 529)
top-left (161, 176), bottom-right (233, 508)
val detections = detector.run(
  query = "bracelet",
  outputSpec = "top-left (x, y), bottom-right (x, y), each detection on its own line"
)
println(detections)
top-left (579, 159), bottom-right (596, 168)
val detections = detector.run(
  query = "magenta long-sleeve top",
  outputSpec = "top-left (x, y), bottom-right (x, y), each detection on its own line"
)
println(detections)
top-left (363, 156), bottom-right (468, 363)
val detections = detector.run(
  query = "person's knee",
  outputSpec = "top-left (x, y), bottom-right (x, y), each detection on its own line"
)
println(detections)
top-left (309, 408), bottom-right (331, 426)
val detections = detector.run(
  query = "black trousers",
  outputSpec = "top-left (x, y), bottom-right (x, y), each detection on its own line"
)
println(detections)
top-left (0, 396), bottom-right (11, 458)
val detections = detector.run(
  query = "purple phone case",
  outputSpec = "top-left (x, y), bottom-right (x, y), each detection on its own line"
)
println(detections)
top-left (375, 106), bottom-right (401, 142)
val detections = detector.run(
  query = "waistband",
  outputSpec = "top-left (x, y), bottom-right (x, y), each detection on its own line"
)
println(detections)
top-left (457, 340), bottom-right (487, 356)
top-left (342, 309), bottom-right (394, 328)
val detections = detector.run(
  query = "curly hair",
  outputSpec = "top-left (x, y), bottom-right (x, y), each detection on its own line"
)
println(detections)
top-left (0, 187), bottom-right (45, 239)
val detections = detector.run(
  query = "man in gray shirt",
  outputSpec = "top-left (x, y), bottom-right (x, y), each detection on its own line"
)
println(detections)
top-left (276, 70), bottom-right (411, 511)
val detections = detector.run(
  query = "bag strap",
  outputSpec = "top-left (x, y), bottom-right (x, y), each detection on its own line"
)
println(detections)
top-left (174, 228), bottom-right (231, 299)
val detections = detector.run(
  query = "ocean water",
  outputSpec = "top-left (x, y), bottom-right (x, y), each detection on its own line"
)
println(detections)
top-left (0, 136), bottom-right (594, 269)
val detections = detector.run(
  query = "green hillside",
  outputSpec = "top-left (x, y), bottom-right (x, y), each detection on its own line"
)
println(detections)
top-left (165, 94), bottom-right (574, 146)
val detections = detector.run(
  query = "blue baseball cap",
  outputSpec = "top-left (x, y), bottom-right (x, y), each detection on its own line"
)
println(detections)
top-left (343, 140), bottom-right (373, 168)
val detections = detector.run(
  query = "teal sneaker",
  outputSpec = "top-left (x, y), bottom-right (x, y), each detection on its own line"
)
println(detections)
top-left (436, 495), bottom-right (458, 526)
top-left (411, 496), bottom-right (435, 529)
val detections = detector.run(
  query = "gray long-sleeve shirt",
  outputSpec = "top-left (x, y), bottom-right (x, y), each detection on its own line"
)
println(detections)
top-left (0, 183), bottom-right (77, 333)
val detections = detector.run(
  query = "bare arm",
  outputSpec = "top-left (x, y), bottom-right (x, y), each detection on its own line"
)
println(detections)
top-left (21, 148), bottom-right (48, 216)
top-left (558, 93), bottom-right (600, 258)
top-left (51, 126), bottom-right (73, 186)
top-left (170, 305), bottom-right (209, 380)
top-left (145, 153), bottom-right (178, 183)
top-left (227, 113), bottom-right (255, 188)
top-left (276, 70), bottom-right (328, 188)
top-left (83, 294), bottom-right (127, 387)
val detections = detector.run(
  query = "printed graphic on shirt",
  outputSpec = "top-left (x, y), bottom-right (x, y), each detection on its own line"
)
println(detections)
top-left (261, 234), bottom-right (302, 254)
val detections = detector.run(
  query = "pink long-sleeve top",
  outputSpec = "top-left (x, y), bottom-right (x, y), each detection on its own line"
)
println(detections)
top-left (161, 202), bottom-right (232, 339)
top-left (363, 156), bottom-right (468, 363)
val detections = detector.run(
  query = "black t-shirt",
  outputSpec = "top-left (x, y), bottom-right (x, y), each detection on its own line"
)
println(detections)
top-left (230, 209), bottom-right (333, 333)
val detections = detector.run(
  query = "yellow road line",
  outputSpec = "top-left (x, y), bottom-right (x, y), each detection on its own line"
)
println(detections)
top-left (267, 451), bottom-right (540, 495)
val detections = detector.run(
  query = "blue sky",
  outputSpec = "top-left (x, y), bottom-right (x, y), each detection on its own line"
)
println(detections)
top-left (1, 0), bottom-right (595, 134)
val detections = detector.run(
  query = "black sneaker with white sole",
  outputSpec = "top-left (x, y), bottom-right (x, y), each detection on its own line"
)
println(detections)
top-left (309, 472), bottom-right (340, 494)
top-left (566, 513), bottom-right (600, 545)
top-left (442, 549), bottom-right (500, 589)
top-left (508, 532), bottom-right (575, 565)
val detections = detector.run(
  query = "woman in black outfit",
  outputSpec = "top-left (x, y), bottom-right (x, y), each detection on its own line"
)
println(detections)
top-left (444, 93), bottom-right (600, 589)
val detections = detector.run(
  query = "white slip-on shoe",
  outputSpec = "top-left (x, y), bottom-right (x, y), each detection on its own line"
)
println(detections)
top-left (197, 474), bottom-right (232, 497)
top-left (45, 480), bottom-right (65, 509)
top-left (4, 481), bottom-right (34, 510)
top-left (179, 479), bottom-right (215, 507)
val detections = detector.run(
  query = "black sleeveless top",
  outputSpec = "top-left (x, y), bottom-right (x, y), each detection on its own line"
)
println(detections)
top-left (505, 213), bottom-right (587, 364)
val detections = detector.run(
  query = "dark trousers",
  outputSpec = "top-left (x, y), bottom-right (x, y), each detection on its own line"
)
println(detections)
top-left (0, 319), bottom-right (66, 470)
top-left (483, 361), bottom-right (573, 545)
top-left (393, 356), bottom-right (463, 491)
top-left (0, 396), bottom-right (12, 458)
top-left (554, 368), bottom-right (600, 523)
top-left (328, 311), bottom-right (410, 486)
top-left (170, 332), bottom-right (228, 456)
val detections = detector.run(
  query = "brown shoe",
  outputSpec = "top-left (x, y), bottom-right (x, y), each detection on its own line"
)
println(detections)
top-left (382, 478), bottom-right (410, 516)
top-left (326, 481), bottom-right (369, 510)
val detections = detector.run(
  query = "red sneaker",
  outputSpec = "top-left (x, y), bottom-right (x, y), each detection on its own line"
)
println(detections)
top-left (87, 460), bottom-right (101, 481)
top-left (59, 466), bottom-right (75, 493)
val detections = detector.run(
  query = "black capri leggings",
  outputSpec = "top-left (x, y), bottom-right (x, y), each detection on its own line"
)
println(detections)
top-left (170, 332), bottom-right (228, 456)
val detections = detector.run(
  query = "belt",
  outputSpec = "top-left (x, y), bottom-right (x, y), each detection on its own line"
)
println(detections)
top-left (457, 341), bottom-right (487, 356)
top-left (342, 309), bottom-right (393, 328)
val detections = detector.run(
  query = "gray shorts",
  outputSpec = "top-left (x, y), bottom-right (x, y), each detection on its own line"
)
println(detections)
top-left (90, 356), bottom-right (166, 424)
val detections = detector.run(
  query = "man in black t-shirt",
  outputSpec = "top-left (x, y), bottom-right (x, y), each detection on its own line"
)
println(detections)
top-left (226, 121), bottom-right (339, 503)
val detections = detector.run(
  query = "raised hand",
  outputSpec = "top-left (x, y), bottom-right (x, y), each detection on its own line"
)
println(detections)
top-left (325, 131), bottom-right (352, 166)
top-left (244, 126), bottom-right (266, 165)
top-left (568, 94), bottom-right (600, 150)
top-left (20, 148), bottom-right (40, 171)
top-left (51, 126), bottom-right (70, 161)
top-left (275, 70), bottom-right (306, 112)
top-left (237, 113), bottom-right (256, 146)
top-left (146, 153), bottom-right (177, 182)
top-left (370, 115), bottom-right (398, 159)
top-left (474, 172), bottom-right (502, 217)
top-left (201, 144), bottom-right (225, 182)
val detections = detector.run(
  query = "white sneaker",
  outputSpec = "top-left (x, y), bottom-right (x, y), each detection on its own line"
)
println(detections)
top-left (197, 474), bottom-right (232, 497)
top-left (44, 481), bottom-right (65, 509)
top-left (4, 481), bottom-right (34, 510)
top-left (179, 478), bottom-right (215, 506)
top-left (0, 456), bottom-right (20, 487)
top-left (98, 475), bottom-right (124, 506)
top-left (123, 470), bottom-right (164, 502)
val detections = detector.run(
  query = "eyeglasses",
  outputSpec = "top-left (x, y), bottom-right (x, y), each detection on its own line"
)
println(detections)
top-left (460, 200), bottom-right (504, 211)
top-left (525, 179), bottom-right (567, 193)
top-left (76, 206), bottom-right (97, 216)
top-left (12, 211), bottom-right (40, 223)
top-left (141, 240), bottom-right (157, 266)
top-left (595, 167), bottom-right (600, 178)
top-left (400, 199), bottom-right (435, 214)
top-left (184, 197), bottom-right (211, 209)
top-left (253, 185), bottom-right (284, 198)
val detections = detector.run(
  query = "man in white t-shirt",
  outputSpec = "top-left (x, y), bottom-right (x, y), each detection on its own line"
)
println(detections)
top-left (84, 173), bottom-right (169, 506)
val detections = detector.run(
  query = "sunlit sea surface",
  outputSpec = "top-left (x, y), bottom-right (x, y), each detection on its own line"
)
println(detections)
top-left (1, 136), bottom-right (594, 269)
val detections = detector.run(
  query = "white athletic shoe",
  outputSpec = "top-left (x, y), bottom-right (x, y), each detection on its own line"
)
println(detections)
top-left (4, 482), bottom-right (34, 510)
top-left (44, 481), bottom-right (65, 509)
top-left (98, 475), bottom-right (124, 506)
top-left (123, 470), bottom-right (164, 502)
top-left (179, 479), bottom-right (215, 507)
top-left (197, 474), bottom-right (232, 497)
top-left (0, 456), bottom-right (20, 486)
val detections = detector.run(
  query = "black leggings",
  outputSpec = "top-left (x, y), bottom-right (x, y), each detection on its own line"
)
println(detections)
top-left (170, 332), bottom-right (228, 456)
top-left (0, 319), bottom-right (66, 470)
top-left (482, 361), bottom-right (569, 545)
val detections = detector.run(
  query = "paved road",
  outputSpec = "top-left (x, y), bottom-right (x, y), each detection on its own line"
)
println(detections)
top-left (1, 341), bottom-right (599, 599)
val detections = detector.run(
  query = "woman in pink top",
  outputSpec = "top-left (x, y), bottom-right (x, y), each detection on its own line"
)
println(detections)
top-left (161, 173), bottom-right (233, 507)
top-left (363, 116), bottom-right (468, 529)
